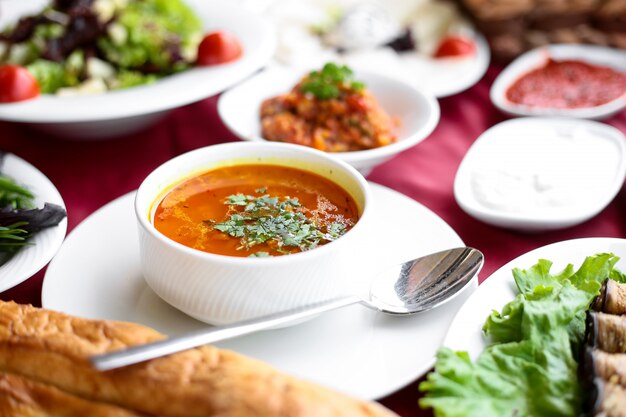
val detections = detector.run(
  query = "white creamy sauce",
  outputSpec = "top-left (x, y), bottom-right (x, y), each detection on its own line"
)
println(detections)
top-left (470, 124), bottom-right (622, 215)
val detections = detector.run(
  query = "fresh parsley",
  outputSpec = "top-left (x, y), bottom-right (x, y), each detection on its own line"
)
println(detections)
top-left (300, 62), bottom-right (365, 100)
top-left (207, 189), bottom-right (350, 256)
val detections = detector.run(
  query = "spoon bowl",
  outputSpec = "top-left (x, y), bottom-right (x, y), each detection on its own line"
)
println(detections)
top-left (91, 247), bottom-right (483, 371)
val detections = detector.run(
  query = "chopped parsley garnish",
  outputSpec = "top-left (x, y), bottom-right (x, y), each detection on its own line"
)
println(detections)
top-left (207, 189), bottom-right (351, 256)
top-left (300, 62), bottom-right (365, 100)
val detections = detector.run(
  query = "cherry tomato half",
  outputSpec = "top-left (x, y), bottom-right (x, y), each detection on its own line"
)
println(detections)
top-left (196, 31), bottom-right (243, 66)
top-left (0, 65), bottom-right (40, 103)
top-left (434, 36), bottom-right (476, 59)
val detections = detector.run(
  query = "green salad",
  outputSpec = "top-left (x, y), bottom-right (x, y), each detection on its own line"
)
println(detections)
top-left (420, 253), bottom-right (626, 417)
top-left (0, 0), bottom-right (203, 95)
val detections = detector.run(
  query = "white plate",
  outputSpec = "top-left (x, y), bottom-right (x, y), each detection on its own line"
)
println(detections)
top-left (264, 0), bottom-right (490, 98)
top-left (443, 237), bottom-right (626, 360)
top-left (218, 67), bottom-right (440, 174)
top-left (42, 182), bottom-right (476, 400)
top-left (341, 33), bottom-right (490, 98)
top-left (0, 153), bottom-right (67, 292)
top-left (491, 44), bottom-right (626, 120)
top-left (454, 118), bottom-right (626, 232)
top-left (0, 0), bottom-right (276, 139)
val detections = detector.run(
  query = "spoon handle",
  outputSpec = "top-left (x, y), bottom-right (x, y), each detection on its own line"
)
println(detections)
top-left (91, 295), bottom-right (361, 371)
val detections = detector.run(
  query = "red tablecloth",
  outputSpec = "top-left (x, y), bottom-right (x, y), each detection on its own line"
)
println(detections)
top-left (0, 66), bottom-right (625, 416)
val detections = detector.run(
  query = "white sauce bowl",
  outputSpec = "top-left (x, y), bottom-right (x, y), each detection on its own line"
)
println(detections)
top-left (135, 142), bottom-right (372, 325)
top-left (454, 117), bottom-right (626, 232)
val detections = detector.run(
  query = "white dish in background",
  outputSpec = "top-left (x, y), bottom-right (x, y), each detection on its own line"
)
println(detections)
top-left (444, 237), bottom-right (626, 359)
top-left (454, 118), bottom-right (626, 232)
top-left (491, 44), bottom-right (626, 120)
top-left (342, 33), bottom-right (490, 98)
top-left (42, 183), bottom-right (476, 400)
top-left (218, 67), bottom-right (440, 174)
top-left (0, 0), bottom-right (276, 140)
top-left (264, 0), bottom-right (490, 98)
top-left (0, 153), bottom-right (67, 292)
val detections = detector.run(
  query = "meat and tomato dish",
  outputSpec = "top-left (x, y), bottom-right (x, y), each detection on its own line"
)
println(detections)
top-left (153, 164), bottom-right (359, 258)
top-left (260, 63), bottom-right (398, 152)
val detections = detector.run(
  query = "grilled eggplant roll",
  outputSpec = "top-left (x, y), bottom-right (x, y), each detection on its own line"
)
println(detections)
top-left (582, 347), bottom-right (626, 387)
top-left (586, 312), bottom-right (626, 353)
top-left (582, 377), bottom-right (626, 417)
top-left (592, 279), bottom-right (626, 315)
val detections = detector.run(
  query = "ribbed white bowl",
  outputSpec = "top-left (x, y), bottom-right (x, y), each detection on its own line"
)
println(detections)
top-left (135, 142), bottom-right (372, 325)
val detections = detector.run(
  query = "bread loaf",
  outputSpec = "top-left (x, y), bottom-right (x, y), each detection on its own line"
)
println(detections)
top-left (454, 0), bottom-right (626, 61)
top-left (0, 371), bottom-right (149, 417)
top-left (0, 301), bottom-right (398, 417)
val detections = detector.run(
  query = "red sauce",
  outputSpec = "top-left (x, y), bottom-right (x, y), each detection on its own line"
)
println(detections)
top-left (506, 59), bottom-right (626, 109)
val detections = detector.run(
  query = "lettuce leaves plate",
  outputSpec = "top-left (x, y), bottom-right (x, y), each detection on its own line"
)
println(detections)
top-left (420, 253), bottom-right (626, 417)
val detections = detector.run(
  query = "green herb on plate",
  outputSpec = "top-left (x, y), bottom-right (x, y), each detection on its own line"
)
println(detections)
top-left (0, 172), bottom-right (66, 265)
top-left (419, 253), bottom-right (626, 417)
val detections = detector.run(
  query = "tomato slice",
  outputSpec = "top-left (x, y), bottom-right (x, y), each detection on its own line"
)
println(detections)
top-left (434, 36), bottom-right (476, 59)
top-left (196, 31), bottom-right (243, 66)
top-left (0, 65), bottom-right (40, 103)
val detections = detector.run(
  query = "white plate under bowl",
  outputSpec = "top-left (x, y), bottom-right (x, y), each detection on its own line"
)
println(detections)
top-left (444, 237), bottom-right (626, 360)
top-left (42, 183), bottom-right (476, 400)
top-left (218, 67), bottom-right (440, 174)
top-left (0, 153), bottom-right (67, 292)
top-left (491, 44), bottom-right (626, 120)
top-left (0, 0), bottom-right (276, 139)
top-left (454, 117), bottom-right (626, 232)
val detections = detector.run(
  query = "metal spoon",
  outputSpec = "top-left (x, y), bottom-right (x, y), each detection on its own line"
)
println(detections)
top-left (91, 247), bottom-right (483, 371)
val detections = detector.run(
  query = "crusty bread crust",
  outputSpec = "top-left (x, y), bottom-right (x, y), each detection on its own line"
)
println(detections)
top-left (0, 302), bottom-right (397, 417)
top-left (0, 371), bottom-right (149, 417)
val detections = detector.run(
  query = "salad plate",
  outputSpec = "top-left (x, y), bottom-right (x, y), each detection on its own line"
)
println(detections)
top-left (42, 182), bottom-right (476, 400)
top-left (218, 67), bottom-right (440, 175)
top-left (0, 0), bottom-right (276, 139)
top-left (443, 237), bottom-right (626, 359)
top-left (0, 153), bottom-right (67, 292)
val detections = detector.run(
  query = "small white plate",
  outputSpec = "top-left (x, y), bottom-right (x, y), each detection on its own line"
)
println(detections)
top-left (491, 44), bottom-right (626, 120)
top-left (42, 183), bottom-right (476, 400)
top-left (264, 0), bottom-right (490, 98)
top-left (0, 153), bottom-right (67, 292)
top-left (444, 237), bottom-right (626, 359)
top-left (0, 0), bottom-right (276, 139)
top-left (342, 33), bottom-right (491, 98)
top-left (218, 67), bottom-right (440, 174)
top-left (454, 117), bottom-right (626, 232)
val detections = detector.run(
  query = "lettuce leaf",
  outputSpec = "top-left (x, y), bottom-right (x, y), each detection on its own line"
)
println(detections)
top-left (420, 253), bottom-right (622, 417)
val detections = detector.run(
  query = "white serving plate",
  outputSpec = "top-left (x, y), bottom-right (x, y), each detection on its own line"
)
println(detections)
top-left (0, 0), bottom-right (276, 139)
top-left (444, 237), bottom-right (626, 359)
top-left (42, 183), bottom-right (476, 400)
top-left (0, 153), bottom-right (67, 292)
top-left (218, 67), bottom-right (440, 174)
top-left (454, 117), bottom-right (626, 232)
top-left (491, 44), bottom-right (626, 120)
top-left (264, 0), bottom-right (490, 98)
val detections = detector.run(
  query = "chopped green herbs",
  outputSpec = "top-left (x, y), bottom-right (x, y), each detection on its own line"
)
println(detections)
top-left (300, 62), bottom-right (365, 100)
top-left (207, 189), bottom-right (350, 256)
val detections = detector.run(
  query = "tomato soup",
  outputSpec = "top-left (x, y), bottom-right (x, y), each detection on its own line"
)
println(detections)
top-left (153, 164), bottom-right (359, 257)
